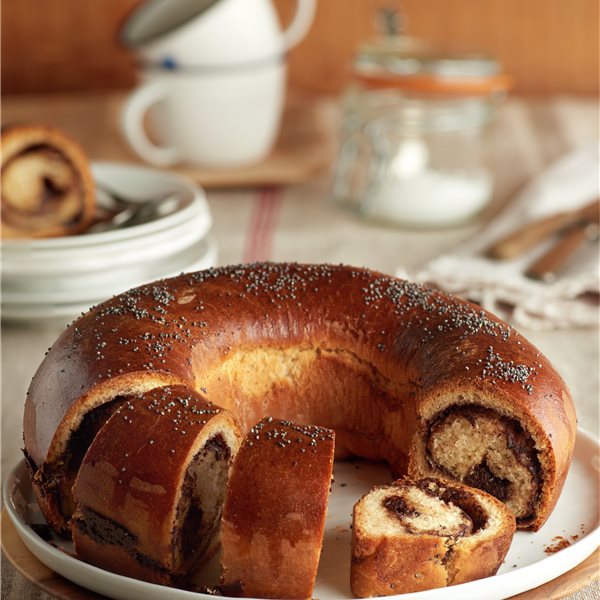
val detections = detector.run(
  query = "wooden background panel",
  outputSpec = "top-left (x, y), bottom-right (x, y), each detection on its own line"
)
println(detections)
top-left (279, 0), bottom-right (599, 95)
top-left (1, 0), bottom-right (139, 93)
top-left (1, 0), bottom-right (598, 96)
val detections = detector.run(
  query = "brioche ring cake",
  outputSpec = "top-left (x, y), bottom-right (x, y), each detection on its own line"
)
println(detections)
top-left (23, 263), bottom-right (576, 540)
top-left (1, 124), bottom-right (95, 238)
top-left (220, 417), bottom-right (335, 599)
top-left (71, 386), bottom-right (240, 584)
top-left (351, 477), bottom-right (516, 596)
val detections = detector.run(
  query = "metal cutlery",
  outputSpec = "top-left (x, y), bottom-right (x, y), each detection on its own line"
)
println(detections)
top-left (87, 185), bottom-right (183, 233)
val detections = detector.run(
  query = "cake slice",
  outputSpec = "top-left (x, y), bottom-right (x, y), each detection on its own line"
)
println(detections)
top-left (71, 385), bottom-right (240, 585)
top-left (220, 417), bottom-right (335, 599)
top-left (1, 124), bottom-right (95, 238)
top-left (351, 477), bottom-right (516, 596)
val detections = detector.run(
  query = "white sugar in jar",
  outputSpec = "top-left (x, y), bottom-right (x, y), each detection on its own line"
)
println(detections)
top-left (363, 168), bottom-right (493, 227)
top-left (332, 47), bottom-right (510, 228)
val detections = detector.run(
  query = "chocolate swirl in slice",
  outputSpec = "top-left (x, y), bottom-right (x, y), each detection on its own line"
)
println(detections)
top-left (425, 405), bottom-right (542, 526)
top-left (351, 476), bottom-right (516, 596)
top-left (1, 125), bottom-right (95, 238)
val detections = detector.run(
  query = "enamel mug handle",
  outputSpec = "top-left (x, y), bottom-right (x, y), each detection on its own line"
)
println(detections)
top-left (279, 0), bottom-right (316, 53)
top-left (121, 80), bottom-right (181, 167)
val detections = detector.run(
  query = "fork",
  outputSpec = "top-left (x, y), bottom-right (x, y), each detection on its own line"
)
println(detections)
top-left (88, 185), bottom-right (179, 232)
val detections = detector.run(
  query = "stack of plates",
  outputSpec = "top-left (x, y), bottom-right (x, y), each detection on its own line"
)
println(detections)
top-left (2, 162), bottom-right (217, 321)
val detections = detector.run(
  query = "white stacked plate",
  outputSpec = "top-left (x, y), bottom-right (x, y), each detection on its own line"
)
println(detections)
top-left (1, 162), bottom-right (217, 321)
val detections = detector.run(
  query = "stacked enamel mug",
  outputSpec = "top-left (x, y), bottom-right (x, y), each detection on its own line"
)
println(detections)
top-left (1, 163), bottom-right (216, 321)
top-left (120, 0), bottom-right (316, 168)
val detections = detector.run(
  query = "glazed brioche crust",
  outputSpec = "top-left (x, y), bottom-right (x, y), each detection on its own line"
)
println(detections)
top-left (1, 124), bottom-right (95, 238)
top-left (220, 417), bottom-right (334, 598)
top-left (351, 477), bottom-right (516, 596)
top-left (24, 263), bottom-right (576, 534)
top-left (220, 418), bottom-right (335, 599)
top-left (71, 385), bottom-right (240, 583)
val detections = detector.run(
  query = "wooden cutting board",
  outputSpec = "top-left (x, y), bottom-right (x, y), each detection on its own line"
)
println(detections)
top-left (1, 91), bottom-right (338, 188)
top-left (1, 509), bottom-right (598, 600)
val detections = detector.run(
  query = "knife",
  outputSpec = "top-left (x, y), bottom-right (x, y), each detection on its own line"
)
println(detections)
top-left (487, 199), bottom-right (600, 260)
top-left (525, 221), bottom-right (600, 283)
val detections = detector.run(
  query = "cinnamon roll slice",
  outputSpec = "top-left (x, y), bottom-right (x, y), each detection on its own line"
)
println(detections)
top-left (220, 418), bottom-right (335, 599)
top-left (1, 124), bottom-right (95, 238)
top-left (71, 386), bottom-right (240, 585)
top-left (351, 477), bottom-right (516, 596)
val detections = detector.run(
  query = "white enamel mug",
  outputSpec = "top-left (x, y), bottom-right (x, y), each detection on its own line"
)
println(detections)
top-left (121, 0), bottom-right (316, 67)
top-left (121, 61), bottom-right (286, 167)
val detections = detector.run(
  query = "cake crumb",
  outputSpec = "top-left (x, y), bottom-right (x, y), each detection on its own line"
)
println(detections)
top-left (544, 536), bottom-right (571, 554)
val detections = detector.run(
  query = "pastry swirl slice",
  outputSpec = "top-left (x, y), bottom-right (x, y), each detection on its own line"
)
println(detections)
top-left (1, 124), bottom-right (95, 238)
top-left (71, 386), bottom-right (240, 585)
top-left (220, 417), bottom-right (335, 599)
top-left (351, 477), bottom-right (516, 596)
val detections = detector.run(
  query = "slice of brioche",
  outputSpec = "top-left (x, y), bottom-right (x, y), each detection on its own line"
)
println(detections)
top-left (72, 385), bottom-right (240, 585)
top-left (220, 417), bottom-right (335, 599)
top-left (351, 477), bottom-right (516, 596)
top-left (1, 124), bottom-right (95, 238)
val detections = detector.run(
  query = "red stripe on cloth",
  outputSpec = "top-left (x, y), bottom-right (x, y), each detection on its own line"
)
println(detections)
top-left (251, 187), bottom-right (274, 261)
top-left (242, 188), bottom-right (270, 263)
top-left (255, 187), bottom-right (281, 261)
top-left (242, 187), bottom-right (281, 263)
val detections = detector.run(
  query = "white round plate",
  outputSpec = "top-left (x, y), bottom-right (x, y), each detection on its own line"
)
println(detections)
top-left (2, 162), bottom-right (211, 251)
top-left (4, 429), bottom-right (599, 600)
top-left (2, 212), bottom-right (212, 282)
top-left (2, 211), bottom-right (210, 276)
top-left (2, 164), bottom-right (212, 276)
top-left (1, 236), bottom-right (218, 321)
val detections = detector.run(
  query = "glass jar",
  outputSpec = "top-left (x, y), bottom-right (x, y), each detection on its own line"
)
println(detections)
top-left (332, 48), bottom-right (511, 228)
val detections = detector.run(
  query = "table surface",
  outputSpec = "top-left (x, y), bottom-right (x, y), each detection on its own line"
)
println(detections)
top-left (1, 93), bottom-right (599, 600)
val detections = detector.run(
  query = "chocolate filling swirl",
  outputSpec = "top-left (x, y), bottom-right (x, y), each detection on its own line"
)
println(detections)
top-left (1, 126), bottom-right (95, 238)
top-left (426, 405), bottom-right (542, 525)
top-left (383, 478), bottom-right (486, 538)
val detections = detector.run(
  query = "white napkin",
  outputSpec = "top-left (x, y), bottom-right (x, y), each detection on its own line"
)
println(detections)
top-left (397, 143), bottom-right (600, 329)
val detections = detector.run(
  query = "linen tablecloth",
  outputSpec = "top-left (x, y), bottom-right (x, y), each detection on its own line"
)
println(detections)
top-left (2, 96), bottom-right (599, 599)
